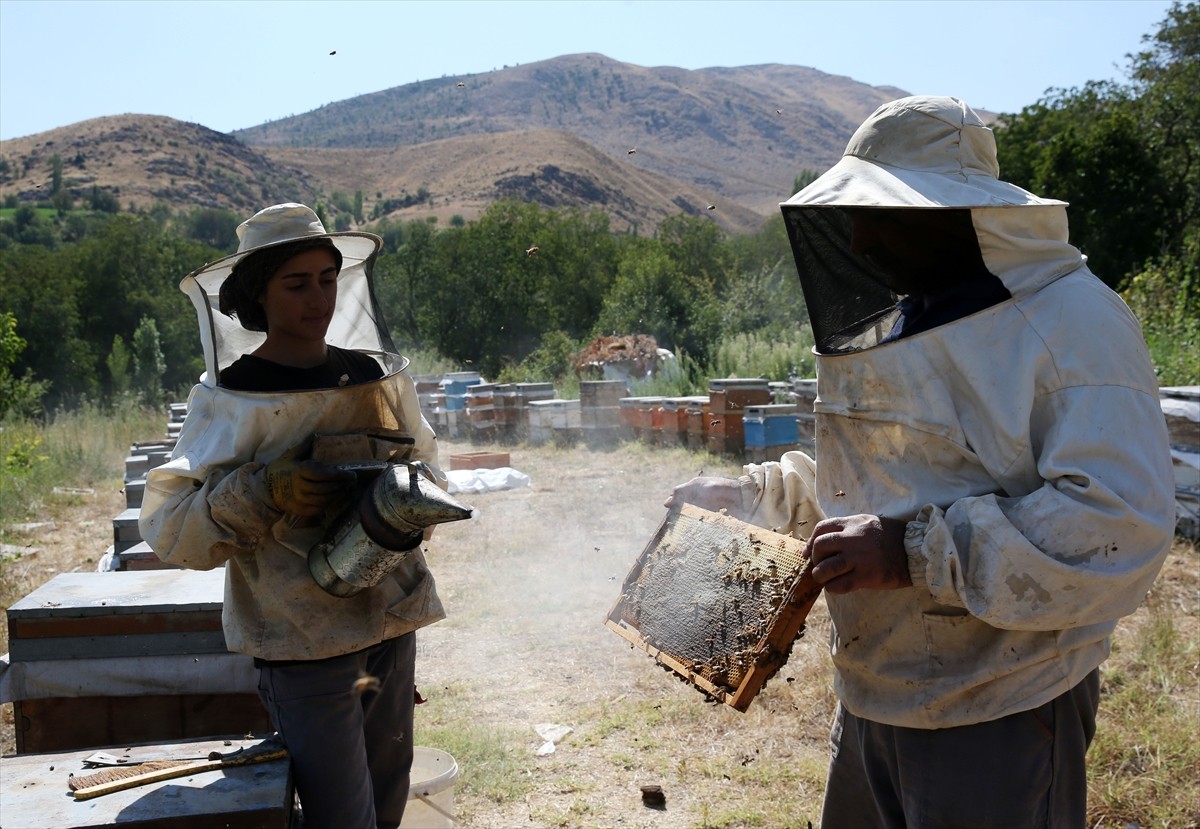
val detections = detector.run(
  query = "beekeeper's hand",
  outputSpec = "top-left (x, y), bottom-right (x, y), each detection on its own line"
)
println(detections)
top-left (807, 514), bottom-right (910, 594)
top-left (264, 457), bottom-right (355, 517)
top-left (663, 476), bottom-right (752, 521)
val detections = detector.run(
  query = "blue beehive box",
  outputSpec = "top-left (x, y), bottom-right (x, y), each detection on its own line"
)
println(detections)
top-left (744, 404), bottom-right (801, 447)
top-left (441, 372), bottom-right (482, 412)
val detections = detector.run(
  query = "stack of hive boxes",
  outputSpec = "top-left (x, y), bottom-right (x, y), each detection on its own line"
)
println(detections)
top-left (527, 398), bottom-right (582, 446)
top-left (465, 381), bottom-right (498, 442)
top-left (743, 403), bottom-right (803, 463)
top-left (619, 396), bottom-right (665, 444)
top-left (706, 378), bottom-right (771, 457)
top-left (438, 371), bottom-right (483, 439)
top-left (685, 397), bottom-right (711, 450)
top-left (658, 396), bottom-right (709, 447)
top-left (109, 440), bottom-right (174, 571)
top-left (493, 382), bottom-right (556, 442)
top-left (579, 380), bottom-right (629, 447)
top-left (2, 401), bottom-right (270, 758)
top-left (791, 378), bottom-right (818, 455)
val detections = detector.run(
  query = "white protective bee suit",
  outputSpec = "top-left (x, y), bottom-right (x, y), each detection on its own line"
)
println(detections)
top-left (139, 213), bottom-right (446, 662)
top-left (744, 96), bottom-right (1176, 732)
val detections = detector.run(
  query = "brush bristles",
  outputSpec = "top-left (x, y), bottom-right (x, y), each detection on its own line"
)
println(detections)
top-left (68, 760), bottom-right (193, 791)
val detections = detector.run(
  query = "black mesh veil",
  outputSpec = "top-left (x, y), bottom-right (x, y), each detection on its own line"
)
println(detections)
top-left (781, 206), bottom-right (902, 354)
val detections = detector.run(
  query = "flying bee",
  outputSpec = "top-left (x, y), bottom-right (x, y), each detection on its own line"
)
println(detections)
top-left (352, 674), bottom-right (382, 695)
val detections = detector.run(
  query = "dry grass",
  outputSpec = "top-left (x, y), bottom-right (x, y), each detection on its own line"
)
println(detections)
top-left (1, 428), bottom-right (1197, 829)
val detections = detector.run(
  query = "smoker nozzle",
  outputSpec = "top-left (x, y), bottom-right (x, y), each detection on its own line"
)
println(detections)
top-left (360, 461), bottom-right (474, 548)
top-left (309, 461), bottom-right (474, 598)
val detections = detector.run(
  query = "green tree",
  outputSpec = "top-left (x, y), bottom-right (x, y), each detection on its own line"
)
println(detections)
top-left (792, 168), bottom-right (821, 196)
top-left (106, 334), bottom-right (132, 397)
top-left (1122, 225), bottom-right (1200, 385)
top-left (1127, 1), bottom-right (1200, 244)
top-left (0, 311), bottom-right (49, 419)
top-left (374, 218), bottom-right (439, 348)
top-left (995, 2), bottom-right (1198, 286)
top-left (132, 316), bottom-right (166, 405)
top-left (598, 237), bottom-right (720, 364)
top-left (88, 185), bottom-right (120, 214)
top-left (182, 207), bottom-right (239, 250)
top-left (50, 154), bottom-right (63, 196)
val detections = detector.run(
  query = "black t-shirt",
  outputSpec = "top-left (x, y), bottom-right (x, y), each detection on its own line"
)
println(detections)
top-left (218, 345), bottom-right (385, 392)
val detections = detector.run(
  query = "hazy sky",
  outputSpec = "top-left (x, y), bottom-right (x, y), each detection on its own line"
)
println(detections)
top-left (0, 0), bottom-right (1175, 141)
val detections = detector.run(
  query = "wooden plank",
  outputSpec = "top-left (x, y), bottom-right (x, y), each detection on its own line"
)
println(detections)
top-left (606, 503), bottom-right (821, 712)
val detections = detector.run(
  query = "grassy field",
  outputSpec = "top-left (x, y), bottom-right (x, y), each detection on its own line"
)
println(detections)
top-left (0, 411), bottom-right (1197, 828)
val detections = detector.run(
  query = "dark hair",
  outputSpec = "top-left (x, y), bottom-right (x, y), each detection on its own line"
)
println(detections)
top-left (217, 237), bottom-right (343, 332)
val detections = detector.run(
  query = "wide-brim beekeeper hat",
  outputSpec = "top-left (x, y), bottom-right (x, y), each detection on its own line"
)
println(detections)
top-left (179, 203), bottom-right (392, 386)
top-left (779, 96), bottom-right (1074, 354)
top-left (783, 96), bottom-right (1065, 210)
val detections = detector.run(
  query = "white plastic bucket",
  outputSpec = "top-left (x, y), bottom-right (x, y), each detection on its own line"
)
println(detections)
top-left (399, 747), bottom-right (459, 829)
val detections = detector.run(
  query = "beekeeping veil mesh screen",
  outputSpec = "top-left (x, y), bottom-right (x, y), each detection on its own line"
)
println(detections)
top-left (177, 204), bottom-right (395, 386)
top-left (781, 206), bottom-right (902, 354)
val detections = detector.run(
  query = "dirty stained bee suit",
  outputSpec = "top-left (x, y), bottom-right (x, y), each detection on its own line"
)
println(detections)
top-left (738, 97), bottom-right (1176, 827)
top-left (139, 217), bottom-right (445, 661)
top-left (139, 204), bottom-right (445, 829)
top-left (139, 363), bottom-right (445, 659)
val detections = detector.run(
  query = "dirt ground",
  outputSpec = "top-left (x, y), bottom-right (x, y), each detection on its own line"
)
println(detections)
top-left (1, 434), bottom-right (1196, 829)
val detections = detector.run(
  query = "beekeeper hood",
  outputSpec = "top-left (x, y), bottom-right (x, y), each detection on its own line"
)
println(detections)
top-left (180, 203), bottom-right (394, 385)
top-left (781, 96), bottom-right (1086, 353)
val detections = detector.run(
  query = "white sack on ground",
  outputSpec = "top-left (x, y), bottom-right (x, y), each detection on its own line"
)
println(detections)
top-left (446, 467), bottom-right (532, 494)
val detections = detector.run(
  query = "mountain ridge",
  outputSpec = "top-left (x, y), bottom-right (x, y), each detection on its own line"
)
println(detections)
top-left (0, 53), bottom-right (918, 235)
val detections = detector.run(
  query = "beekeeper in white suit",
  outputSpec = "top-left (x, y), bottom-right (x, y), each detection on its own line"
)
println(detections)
top-left (668, 97), bottom-right (1175, 828)
top-left (140, 203), bottom-right (445, 829)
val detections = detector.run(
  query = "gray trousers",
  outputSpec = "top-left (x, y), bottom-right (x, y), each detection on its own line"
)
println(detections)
top-left (820, 669), bottom-right (1100, 829)
top-left (257, 633), bottom-right (417, 829)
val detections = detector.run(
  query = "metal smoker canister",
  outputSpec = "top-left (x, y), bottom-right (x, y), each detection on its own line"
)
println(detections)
top-left (309, 462), bottom-right (473, 597)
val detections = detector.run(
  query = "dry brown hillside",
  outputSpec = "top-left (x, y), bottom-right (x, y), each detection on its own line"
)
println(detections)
top-left (0, 115), bottom-right (319, 214)
top-left (235, 53), bottom-right (910, 215)
top-left (260, 129), bottom-right (766, 234)
top-left (0, 53), bottom-right (929, 234)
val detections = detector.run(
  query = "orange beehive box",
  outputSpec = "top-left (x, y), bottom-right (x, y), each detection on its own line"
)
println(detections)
top-left (449, 451), bottom-right (511, 470)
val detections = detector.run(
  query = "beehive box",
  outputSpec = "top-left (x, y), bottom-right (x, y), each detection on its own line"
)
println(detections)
top-left (109, 540), bottom-right (174, 572)
top-left (606, 504), bottom-right (820, 712)
top-left (685, 400), bottom-right (711, 449)
top-left (5, 569), bottom-right (269, 752)
top-left (580, 380), bottom-right (629, 408)
top-left (449, 451), bottom-right (510, 471)
top-left (528, 399), bottom-right (582, 445)
top-left (7, 570), bottom-right (228, 662)
top-left (706, 412), bottom-right (745, 456)
top-left (708, 378), bottom-right (771, 414)
top-left (744, 404), bottom-right (801, 448)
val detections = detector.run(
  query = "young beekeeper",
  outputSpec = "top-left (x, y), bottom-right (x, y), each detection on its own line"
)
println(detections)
top-left (140, 203), bottom-right (446, 829)
top-left (667, 97), bottom-right (1176, 828)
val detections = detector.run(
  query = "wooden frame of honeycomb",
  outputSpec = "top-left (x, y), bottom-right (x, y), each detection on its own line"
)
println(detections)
top-left (605, 503), bottom-right (821, 712)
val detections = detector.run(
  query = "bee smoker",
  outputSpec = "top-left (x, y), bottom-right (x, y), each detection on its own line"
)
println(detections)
top-left (308, 461), bottom-right (473, 597)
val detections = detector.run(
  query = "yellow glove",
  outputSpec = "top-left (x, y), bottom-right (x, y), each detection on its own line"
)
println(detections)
top-left (264, 456), bottom-right (355, 518)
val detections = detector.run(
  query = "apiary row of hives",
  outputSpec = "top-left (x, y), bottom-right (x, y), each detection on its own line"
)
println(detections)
top-left (415, 373), bottom-right (822, 460)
